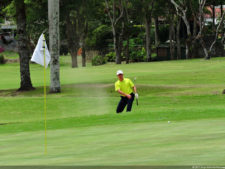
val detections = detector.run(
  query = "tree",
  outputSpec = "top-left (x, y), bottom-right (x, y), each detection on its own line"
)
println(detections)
top-left (60, 0), bottom-right (90, 68)
top-left (25, 0), bottom-right (48, 48)
top-left (170, 0), bottom-right (192, 59)
top-left (142, 0), bottom-right (155, 62)
top-left (123, 0), bottom-right (132, 64)
top-left (105, 0), bottom-right (124, 64)
top-left (190, 0), bottom-right (209, 59)
top-left (208, 9), bottom-right (225, 59)
top-left (176, 15), bottom-right (182, 59)
top-left (65, 9), bottom-right (80, 68)
top-left (129, 0), bottom-right (155, 62)
top-left (191, 0), bottom-right (225, 59)
top-left (168, 3), bottom-right (176, 60)
top-left (0, 0), bottom-right (10, 22)
top-left (15, 0), bottom-right (34, 91)
top-left (48, 0), bottom-right (60, 93)
top-left (152, 0), bottom-right (167, 47)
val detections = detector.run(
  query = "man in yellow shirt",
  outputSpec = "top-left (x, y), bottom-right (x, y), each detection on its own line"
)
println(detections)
top-left (115, 70), bottom-right (138, 113)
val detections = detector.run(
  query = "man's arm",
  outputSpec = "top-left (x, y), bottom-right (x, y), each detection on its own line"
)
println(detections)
top-left (117, 89), bottom-right (132, 99)
top-left (133, 86), bottom-right (137, 94)
top-left (133, 86), bottom-right (139, 99)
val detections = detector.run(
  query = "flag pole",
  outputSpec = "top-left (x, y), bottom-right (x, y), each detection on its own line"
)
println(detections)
top-left (43, 34), bottom-right (47, 154)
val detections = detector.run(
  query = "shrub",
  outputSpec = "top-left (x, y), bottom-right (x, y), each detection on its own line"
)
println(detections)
top-left (92, 55), bottom-right (107, 66)
top-left (130, 47), bottom-right (146, 62)
top-left (105, 51), bottom-right (116, 62)
top-left (0, 55), bottom-right (5, 64)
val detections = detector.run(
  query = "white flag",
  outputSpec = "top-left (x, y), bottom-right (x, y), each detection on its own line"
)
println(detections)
top-left (31, 34), bottom-right (51, 68)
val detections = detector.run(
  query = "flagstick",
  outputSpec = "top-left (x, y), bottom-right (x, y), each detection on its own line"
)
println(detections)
top-left (43, 34), bottom-right (47, 154)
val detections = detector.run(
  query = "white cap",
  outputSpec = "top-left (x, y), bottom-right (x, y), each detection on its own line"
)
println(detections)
top-left (116, 70), bottom-right (123, 75)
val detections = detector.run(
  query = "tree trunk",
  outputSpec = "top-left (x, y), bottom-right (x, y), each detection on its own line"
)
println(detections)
top-left (66, 14), bottom-right (79, 68)
top-left (145, 15), bottom-right (152, 62)
top-left (70, 51), bottom-right (78, 68)
top-left (170, 0), bottom-right (192, 59)
top-left (183, 17), bottom-right (192, 59)
top-left (48, 0), bottom-right (60, 93)
top-left (105, 0), bottom-right (123, 64)
top-left (15, 0), bottom-right (34, 91)
top-left (115, 41), bottom-right (121, 64)
top-left (126, 36), bottom-right (130, 64)
top-left (71, 51), bottom-right (78, 68)
top-left (112, 27), bottom-right (121, 64)
top-left (118, 21), bottom-right (125, 63)
top-left (154, 17), bottom-right (159, 47)
top-left (176, 16), bottom-right (181, 60)
top-left (193, 17), bottom-right (197, 37)
top-left (199, 37), bottom-right (210, 60)
top-left (81, 21), bottom-right (88, 67)
top-left (186, 38), bottom-right (192, 59)
top-left (82, 46), bottom-right (86, 67)
top-left (169, 15), bottom-right (175, 60)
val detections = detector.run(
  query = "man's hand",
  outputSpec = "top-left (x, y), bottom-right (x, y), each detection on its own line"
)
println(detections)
top-left (135, 93), bottom-right (139, 99)
top-left (126, 94), bottom-right (132, 99)
top-left (117, 89), bottom-right (132, 99)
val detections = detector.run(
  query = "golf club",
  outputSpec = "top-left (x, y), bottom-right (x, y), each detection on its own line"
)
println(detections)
top-left (134, 77), bottom-right (138, 106)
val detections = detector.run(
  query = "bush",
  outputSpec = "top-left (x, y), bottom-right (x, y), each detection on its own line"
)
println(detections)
top-left (92, 55), bottom-right (107, 66)
top-left (130, 47), bottom-right (146, 62)
top-left (105, 51), bottom-right (115, 62)
top-left (151, 52), bottom-right (157, 61)
top-left (0, 55), bottom-right (5, 64)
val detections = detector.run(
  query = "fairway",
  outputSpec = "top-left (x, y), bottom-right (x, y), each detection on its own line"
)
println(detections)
top-left (1, 56), bottom-right (225, 165)
top-left (1, 119), bottom-right (225, 165)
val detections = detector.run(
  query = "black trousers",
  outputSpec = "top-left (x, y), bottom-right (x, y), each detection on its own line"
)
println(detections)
top-left (116, 93), bottom-right (135, 113)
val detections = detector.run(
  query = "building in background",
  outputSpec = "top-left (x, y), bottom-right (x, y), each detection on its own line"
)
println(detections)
top-left (205, 6), bottom-right (225, 25)
top-left (0, 17), bottom-right (17, 52)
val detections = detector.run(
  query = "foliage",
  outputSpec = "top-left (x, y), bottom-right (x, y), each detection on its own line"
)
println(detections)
top-left (92, 55), bottom-right (108, 66)
top-left (86, 24), bottom-right (112, 51)
top-left (158, 24), bottom-right (169, 43)
top-left (2, 0), bottom-right (48, 47)
top-left (0, 55), bottom-right (5, 64)
top-left (105, 51), bottom-right (116, 62)
top-left (126, 37), bottom-right (146, 62)
top-left (2, 1), bottom-right (15, 18)
top-left (130, 47), bottom-right (146, 62)
top-left (25, 0), bottom-right (48, 43)
top-left (151, 52), bottom-right (157, 60)
top-left (2, 0), bottom-right (225, 64)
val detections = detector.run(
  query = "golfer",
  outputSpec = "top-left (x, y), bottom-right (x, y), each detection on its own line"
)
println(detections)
top-left (115, 70), bottom-right (138, 113)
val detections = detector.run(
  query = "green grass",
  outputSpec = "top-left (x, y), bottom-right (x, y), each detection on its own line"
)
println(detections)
top-left (1, 54), bottom-right (225, 165)
top-left (1, 51), bottom-right (20, 59)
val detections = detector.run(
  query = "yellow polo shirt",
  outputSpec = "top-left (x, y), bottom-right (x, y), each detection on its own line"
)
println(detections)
top-left (115, 78), bottom-right (134, 95)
